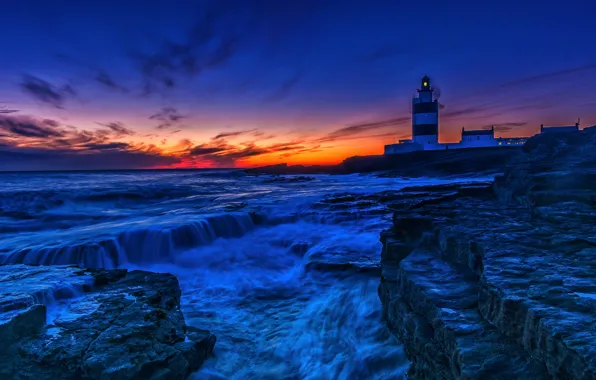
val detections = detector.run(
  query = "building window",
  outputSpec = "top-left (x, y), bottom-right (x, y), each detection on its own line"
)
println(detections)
top-left (477, 136), bottom-right (480, 140)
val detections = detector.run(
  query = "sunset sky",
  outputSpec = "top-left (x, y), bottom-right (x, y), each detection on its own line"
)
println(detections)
top-left (1, 0), bottom-right (596, 170)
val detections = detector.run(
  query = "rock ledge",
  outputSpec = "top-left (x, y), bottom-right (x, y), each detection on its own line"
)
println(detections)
top-left (379, 128), bottom-right (596, 379)
top-left (0, 265), bottom-right (215, 379)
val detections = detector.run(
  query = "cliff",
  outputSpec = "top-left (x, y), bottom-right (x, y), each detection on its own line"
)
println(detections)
top-left (246, 146), bottom-right (522, 177)
top-left (379, 127), bottom-right (596, 379)
top-left (0, 265), bottom-right (215, 379)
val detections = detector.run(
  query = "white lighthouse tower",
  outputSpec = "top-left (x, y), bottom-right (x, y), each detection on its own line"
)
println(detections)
top-left (412, 75), bottom-right (439, 146)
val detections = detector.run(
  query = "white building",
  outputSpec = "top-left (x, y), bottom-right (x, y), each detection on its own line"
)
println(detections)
top-left (459, 127), bottom-right (496, 148)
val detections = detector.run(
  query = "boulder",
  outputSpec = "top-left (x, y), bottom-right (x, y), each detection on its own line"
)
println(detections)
top-left (0, 265), bottom-right (215, 379)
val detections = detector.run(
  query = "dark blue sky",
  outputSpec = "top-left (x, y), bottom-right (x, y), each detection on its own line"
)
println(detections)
top-left (1, 0), bottom-right (595, 170)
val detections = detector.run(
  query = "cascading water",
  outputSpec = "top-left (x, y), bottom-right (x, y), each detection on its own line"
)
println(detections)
top-left (0, 170), bottom-right (493, 378)
top-left (1, 213), bottom-right (257, 268)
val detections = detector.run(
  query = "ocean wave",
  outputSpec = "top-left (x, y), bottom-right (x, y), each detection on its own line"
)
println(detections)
top-left (73, 185), bottom-right (199, 203)
top-left (0, 213), bottom-right (259, 268)
top-left (0, 185), bottom-right (206, 220)
top-left (0, 191), bottom-right (65, 218)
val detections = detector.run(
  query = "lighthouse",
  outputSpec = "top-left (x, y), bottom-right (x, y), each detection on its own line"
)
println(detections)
top-left (412, 75), bottom-right (439, 146)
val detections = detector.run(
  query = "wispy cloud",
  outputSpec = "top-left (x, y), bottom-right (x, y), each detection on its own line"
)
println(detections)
top-left (316, 116), bottom-right (410, 142)
top-left (131, 9), bottom-right (241, 96)
top-left (361, 44), bottom-right (404, 62)
top-left (212, 129), bottom-right (256, 140)
top-left (481, 121), bottom-right (528, 133)
top-left (20, 75), bottom-right (76, 109)
top-left (95, 71), bottom-right (130, 93)
top-left (500, 63), bottom-right (596, 88)
top-left (0, 115), bottom-right (64, 138)
top-left (0, 105), bottom-right (19, 114)
top-left (149, 107), bottom-right (186, 130)
top-left (95, 121), bottom-right (135, 137)
top-left (263, 73), bottom-right (303, 102)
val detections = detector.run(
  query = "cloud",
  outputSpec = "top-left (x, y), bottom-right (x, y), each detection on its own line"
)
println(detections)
top-left (20, 75), bottom-right (76, 109)
top-left (83, 142), bottom-right (130, 150)
top-left (362, 45), bottom-right (404, 62)
top-left (149, 107), bottom-right (186, 130)
top-left (316, 116), bottom-right (410, 142)
top-left (96, 71), bottom-right (130, 93)
top-left (263, 73), bottom-right (303, 102)
top-left (190, 146), bottom-right (227, 155)
top-left (441, 106), bottom-right (491, 119)
top-left (186, 139), bottom-right (310, 167)
top-left (0, 105), bottom-right (19, 114)
top-left (481, 122), bottom-right (528, 133)
top-left (0, 115), bottom-right (64, 138)
top-left (500, 63), bottom-right (596, 88)
top-left (212, 129), bottom-right (255, 140)
top-left (95, 121), bottom-right (135, 137)
top-left (0, 114), bottom-right (180, 171)
top-left (131, 9), bottom-right (241, 95)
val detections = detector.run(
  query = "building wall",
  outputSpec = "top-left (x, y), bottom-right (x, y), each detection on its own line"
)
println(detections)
top-left (414, 134), bottom-right (439, 146)
top-left (384, 142), bottom-right (423, 155)
top-left (458, 134), bottom-right (498, 148)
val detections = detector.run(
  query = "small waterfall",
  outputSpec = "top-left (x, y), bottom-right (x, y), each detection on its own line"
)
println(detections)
top-left (0, 264), bottom-right (95, 312)
top-left (0, 213), bottom-right (258, 269)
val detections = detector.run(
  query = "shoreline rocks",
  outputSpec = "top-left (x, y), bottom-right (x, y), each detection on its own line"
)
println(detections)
top-left (0, 265), bottom-right (215, 379)
top-left (244, 146), bottom-right (521, 177)
top-left (379, 127), bottom-right (596, 379)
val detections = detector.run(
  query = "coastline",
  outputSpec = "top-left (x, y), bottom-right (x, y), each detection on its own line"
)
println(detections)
top-left (245, 146), bottom-right (523, 177)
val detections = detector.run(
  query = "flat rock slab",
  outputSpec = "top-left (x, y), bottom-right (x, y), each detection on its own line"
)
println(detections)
top-left (398, 250), bottom-right (547, 379)
top-left (0, 265), bottom-right (215, 380)
top-left (381, 195), bottom-right (596, 379)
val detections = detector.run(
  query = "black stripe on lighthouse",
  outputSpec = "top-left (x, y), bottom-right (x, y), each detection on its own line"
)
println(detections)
top-left (413, 102), bottom-right (438, 114)
top-left (413, 124), bottom-right (438, 136)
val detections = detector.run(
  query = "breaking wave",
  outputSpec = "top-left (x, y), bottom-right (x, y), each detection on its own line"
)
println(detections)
top-left (0, 213), bottom-right (257, 268)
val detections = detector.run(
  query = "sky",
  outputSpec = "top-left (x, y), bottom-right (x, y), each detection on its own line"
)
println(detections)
top-left (1, 0), bottom-right (596, 170)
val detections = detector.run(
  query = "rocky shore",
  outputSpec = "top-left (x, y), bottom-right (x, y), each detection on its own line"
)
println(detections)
top-left (0, 265), bottom-right (215, 379)
top-left (245, 146), bottom-right (522, 177)
top-left (379, 127), bottom-right (596, 379)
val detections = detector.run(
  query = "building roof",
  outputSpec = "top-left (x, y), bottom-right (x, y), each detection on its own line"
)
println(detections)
top-left (461, 129), bottom-right (494, 136)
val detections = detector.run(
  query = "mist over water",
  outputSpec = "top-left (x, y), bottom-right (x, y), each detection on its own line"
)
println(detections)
top-left (0, 169), bottom-right (492, 379)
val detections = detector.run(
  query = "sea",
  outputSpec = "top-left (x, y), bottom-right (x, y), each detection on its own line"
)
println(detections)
top-left (0, 169), bottom-right (492, 379)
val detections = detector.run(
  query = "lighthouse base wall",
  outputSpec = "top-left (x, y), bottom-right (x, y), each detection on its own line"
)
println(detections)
top-left (385, 139), bottom-right (506, 155)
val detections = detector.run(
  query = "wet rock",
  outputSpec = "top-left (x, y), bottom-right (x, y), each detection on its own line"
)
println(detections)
top-left (0, 265), bottom-right (215, 379)
top-left (494, 126), bottom-right (596, 207)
